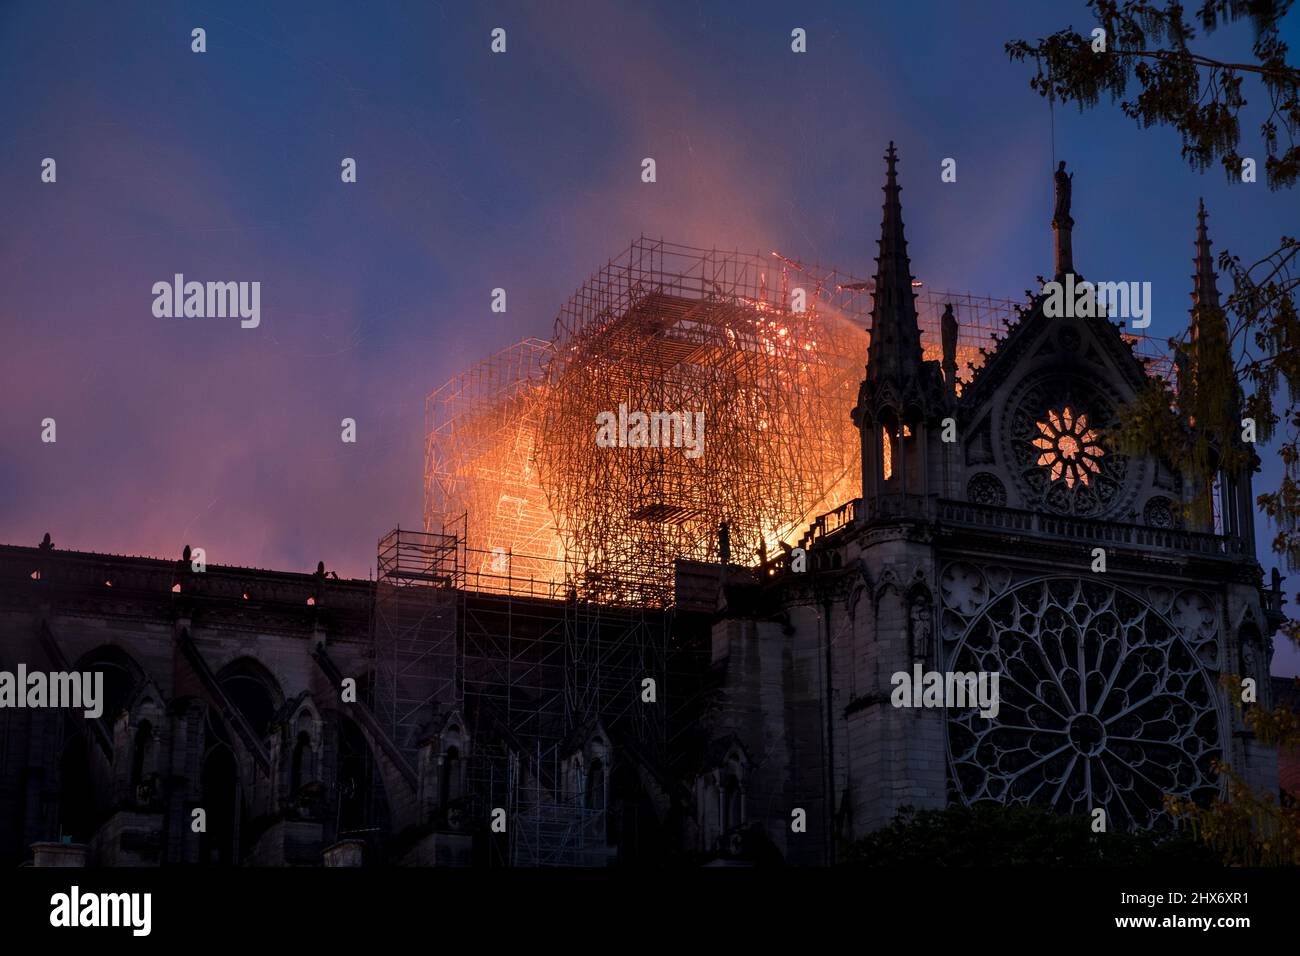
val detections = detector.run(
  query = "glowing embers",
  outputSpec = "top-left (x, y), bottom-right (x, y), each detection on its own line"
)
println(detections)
top-left (1031, 406), bottom-right (1103, 488)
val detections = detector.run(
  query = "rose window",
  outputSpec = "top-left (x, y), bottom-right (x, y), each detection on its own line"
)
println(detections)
top-left (946, 577), bottom-right (1222, 832)
top-left (1031, 406), bottom-right (1103, 488)
top-left (1007, 380), bottom-right (1134, 517)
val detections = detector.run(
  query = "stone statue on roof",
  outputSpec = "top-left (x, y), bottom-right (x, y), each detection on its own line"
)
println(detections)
top-left (1053, 160), bottom-right (1073, 223)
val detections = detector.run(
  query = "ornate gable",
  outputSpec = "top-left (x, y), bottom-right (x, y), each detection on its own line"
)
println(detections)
top-left (947, 160), bottom-right (1183, 523)
top-left (956, 304), bottom-right (1168, 520)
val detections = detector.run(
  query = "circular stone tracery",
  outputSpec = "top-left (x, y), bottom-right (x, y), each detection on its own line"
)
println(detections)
top-left (967, 472), bottom-right (1007, 507)
top-left (946, 577), bottom-right (1222, 832)
top-left (1143, 495), bottom-right (1177, 529)
top-left (1030, 406), bottom-right (1103, 489)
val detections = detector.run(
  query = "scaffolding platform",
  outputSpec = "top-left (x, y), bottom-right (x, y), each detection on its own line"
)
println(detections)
top-left (372, 528), bottom-right (462, 760)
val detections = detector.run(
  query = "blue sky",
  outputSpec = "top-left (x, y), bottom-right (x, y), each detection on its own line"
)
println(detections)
top-left (1, 0), bottom-right (1297, 672)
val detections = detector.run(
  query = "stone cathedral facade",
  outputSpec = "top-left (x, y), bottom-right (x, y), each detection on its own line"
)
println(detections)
top-left (691, 144), bottom-right (1284, 865)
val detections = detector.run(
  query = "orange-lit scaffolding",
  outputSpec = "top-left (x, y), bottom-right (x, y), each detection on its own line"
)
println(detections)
top-left (537, 239), bottom-right (1023, 606)
top-left (424, 338), bottom-right (564, 588)
top-left (424, 240), bottom-right (1170, 609)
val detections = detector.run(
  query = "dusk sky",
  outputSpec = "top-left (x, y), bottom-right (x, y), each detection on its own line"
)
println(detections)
top-left (1, 1), bottom-right (1297, 673)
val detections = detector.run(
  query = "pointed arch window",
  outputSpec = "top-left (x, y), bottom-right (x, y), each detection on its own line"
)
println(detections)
top-left (131, 720), bottom-right (154, 792)
top-left (722, 772), bottom-right (743, 831)
top-left (586, 757), bottom-right (605, 811)
top-left (290, 731), bottom-right (312, 795)
top-left (440, 745), bottom-right (461, 808)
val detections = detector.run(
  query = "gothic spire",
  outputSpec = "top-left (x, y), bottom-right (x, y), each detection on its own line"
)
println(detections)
top-left (1192, 197), bottom-right (1222, 318)
top-left (1189, 199), bottom-right (1229, 358)
top-left (866, 142), bottom-right (923, 386)
top-left (1186, 199), bottom-right (1240, 431)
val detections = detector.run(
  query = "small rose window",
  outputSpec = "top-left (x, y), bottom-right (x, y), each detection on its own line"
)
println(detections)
top-left (1031, 406), bottom-right (1103, 488)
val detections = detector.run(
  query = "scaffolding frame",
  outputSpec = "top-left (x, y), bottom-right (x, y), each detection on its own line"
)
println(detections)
top-left (539, 239), bottom-right (872, 606)
top-left (461, 547), bottom-right (568, 748)
top-left (541, 240), bottom-right (1099, 606)
top-left (424, 338), bottom-right (563, 590)
top-left (425, 239), bottom-right (1175, 606)
top-left (372, 527), bottom-right (463, 761)
top-left (450, 543), bottom-right (666, 867)
top-left (510, 740), bottom-right (610, 867)
top-left (565, 597), bottom-right (670, 762)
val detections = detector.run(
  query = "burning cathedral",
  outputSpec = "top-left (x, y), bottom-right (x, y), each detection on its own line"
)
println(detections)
top-left (0, 145), bottom-right (1283, 867)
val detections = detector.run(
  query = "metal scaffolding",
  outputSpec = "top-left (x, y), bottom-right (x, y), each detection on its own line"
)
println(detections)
top-left (447, 542), bottom-right (666, 867)
top-left (424, 338), bottom-right (563, 591)
top-left (538, 240), bottom-right (868, 606)
top-left (510, 741), bottom-right (610, 867)
top-left (425, 239), bottom-right (1174, 608)
top-left (565, 598), bottom-right (668, 760)
top-left (461, 547), bottom-right (568, 749)
top-left (372, 527), bottom-right (463, 761)
top-left (424, 240), bottom-right (1086, 610)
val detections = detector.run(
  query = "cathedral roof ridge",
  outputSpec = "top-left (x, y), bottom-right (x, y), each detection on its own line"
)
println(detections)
top-left (0, 541), bottom-right (372, 585)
